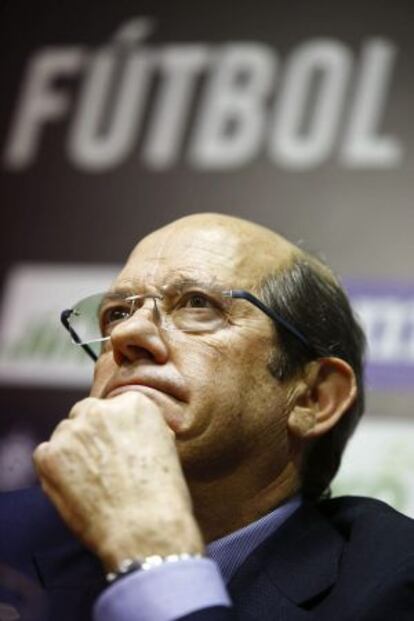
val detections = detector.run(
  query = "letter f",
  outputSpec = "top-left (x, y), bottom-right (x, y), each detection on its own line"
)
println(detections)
top-left (3, 47), bottom-right (85, 169)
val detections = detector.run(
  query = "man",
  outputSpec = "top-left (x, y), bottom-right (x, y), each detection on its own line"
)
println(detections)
top-left (1, 213), bottom-right (413, 621)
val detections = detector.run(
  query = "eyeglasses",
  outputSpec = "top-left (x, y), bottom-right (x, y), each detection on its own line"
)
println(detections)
top-left (60, 287), bottom-right (313, 362)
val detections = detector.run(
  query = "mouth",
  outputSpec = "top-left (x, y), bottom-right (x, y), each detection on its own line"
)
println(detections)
top-left (104, 375), bottom-right (189, 404)
top-left (106, 384), bottom-right (176, 402)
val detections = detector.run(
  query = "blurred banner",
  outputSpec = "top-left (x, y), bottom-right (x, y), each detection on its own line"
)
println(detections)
top-left (0, 1), bottom-right (412, 511)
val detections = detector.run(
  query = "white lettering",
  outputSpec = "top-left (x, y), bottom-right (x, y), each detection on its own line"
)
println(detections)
top-left (68, 53), bottom-right (153, 170)
top-left (269, 40), bottom-right (351, 168)
top-left (341, 39), bottom-right (402, 167)
top-left (1, 24), bottom-right (404, 172)
top-left (143, 46), bottom-right (210, 168)
top-left (3, 49), bottom-right (85, 169)
top-left (190, 44), bottom-right (275, 168)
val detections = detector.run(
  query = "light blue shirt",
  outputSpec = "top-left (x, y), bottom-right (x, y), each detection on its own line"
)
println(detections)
top-left (94, 496), bottom-right (301, 621)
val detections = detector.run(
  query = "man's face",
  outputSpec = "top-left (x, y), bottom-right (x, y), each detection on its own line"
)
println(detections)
top-left (90, 215), bottom-right (297, 480)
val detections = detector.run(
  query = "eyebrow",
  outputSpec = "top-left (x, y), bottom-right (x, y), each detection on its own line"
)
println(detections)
top-left (161, 276), bottom-right (225, 295)
top-left (109, 276), bottom-right (226, 297)
top-left (97, 291), bottom-right (128, 316)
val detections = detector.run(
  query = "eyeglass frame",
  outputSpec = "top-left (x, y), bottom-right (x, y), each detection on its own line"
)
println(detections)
top-left (60, 288), bottom-right (315, 362)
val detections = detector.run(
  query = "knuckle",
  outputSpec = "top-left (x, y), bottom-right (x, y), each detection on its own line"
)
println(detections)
top-left (70, 417), bottom-right (89, 438)
top-left (33, 442), bottom-right (60, 475)
top-left (83, 396), bottom-right (102, 408)
top-left (126, 391), bottom-right (162, 420)
top-left (33, 442), bottom-right (48, 465)
top-left (112, 390), bottom-right (144, 414)
top-left (69, 396), bottom-right (101, 419)
top-left (109, 391), bottom-right (164, 429)
top-left (68, 405), bottom-right (80, 419)
top-left (53, 419), bottom-right (71, 435)
top-left (128, 390), bottom-right (157, 410)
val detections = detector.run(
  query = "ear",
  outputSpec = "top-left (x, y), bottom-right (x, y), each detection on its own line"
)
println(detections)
top-left (287, 358), bottom-right (357, 440)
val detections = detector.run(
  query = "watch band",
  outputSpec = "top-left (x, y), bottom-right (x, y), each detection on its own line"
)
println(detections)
top-left (106, 553), bottom-right (203, 583)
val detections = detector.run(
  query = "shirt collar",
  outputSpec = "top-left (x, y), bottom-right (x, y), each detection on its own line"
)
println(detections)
top-left (206, 495), bottom-right (302, 583)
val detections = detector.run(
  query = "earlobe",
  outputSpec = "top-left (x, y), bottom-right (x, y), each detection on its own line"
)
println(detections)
top-left (287, 358), bottom-right (357, 440)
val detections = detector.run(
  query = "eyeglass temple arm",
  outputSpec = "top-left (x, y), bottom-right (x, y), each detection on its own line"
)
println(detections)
top-left (60, 309), bottom-right (98, 362)
top-left (227, 290), bottom-right (313, 352)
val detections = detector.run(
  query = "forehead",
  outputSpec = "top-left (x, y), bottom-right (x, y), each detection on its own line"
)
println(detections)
top-left (114, 219), bottom-right (295, 291)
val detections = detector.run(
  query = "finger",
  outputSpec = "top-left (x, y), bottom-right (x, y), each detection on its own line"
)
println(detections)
top-left (68, 396), bottom-right (101, 419)
top-left (32, 441), bottom-right (49, 470)
top-left (33, 441), bottom-right (55, 480)
top-left (33, 440), bottom-right (66, 486)
top-left (68, 401), bottom-right (87, 419)
top-left (50, 418), bottom-right (73, 439)
top-left (38, 475), bottom-right (83, 534)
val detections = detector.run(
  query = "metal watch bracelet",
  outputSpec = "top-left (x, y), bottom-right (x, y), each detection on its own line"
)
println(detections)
top-left (106, 553), bottom-right (203, 583)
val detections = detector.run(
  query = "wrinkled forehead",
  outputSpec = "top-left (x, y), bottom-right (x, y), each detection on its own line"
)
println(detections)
top-left (113, 220), bottom-right (296, 293)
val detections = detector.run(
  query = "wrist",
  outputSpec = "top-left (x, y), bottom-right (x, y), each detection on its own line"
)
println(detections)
top-left (98, 513), bottom-right (205, 572)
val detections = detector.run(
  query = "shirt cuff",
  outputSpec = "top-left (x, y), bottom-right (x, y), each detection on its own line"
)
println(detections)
top-left (93, 557), bottom-right (232, 621)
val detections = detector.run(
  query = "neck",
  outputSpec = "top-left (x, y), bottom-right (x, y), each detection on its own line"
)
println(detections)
top-left (186, 460), bottom-right (300, 543)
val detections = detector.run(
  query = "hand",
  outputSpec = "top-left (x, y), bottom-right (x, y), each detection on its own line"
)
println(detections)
top-left (33, 391), bottom-right (204, 570)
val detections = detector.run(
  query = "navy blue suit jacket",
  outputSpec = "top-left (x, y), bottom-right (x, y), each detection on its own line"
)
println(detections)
top-left (1, 486), bottom-right (414, 620)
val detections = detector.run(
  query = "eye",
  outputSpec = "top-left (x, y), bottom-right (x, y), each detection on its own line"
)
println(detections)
top-left (172, 290), bottom-right (228, 332)
top-left (100, 305), bottom-right (130, 334)
top-left (182, 293), bottom-right (214, 309)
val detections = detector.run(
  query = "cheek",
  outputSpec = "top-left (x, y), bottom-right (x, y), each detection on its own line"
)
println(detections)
top-left (180, 328), bottom-right (272, 392)
top-left (179, 336), bottom-right (238, 392)
top-left (173, 340), bottom-right (240, 430)
top-left (177, 334), bottom-right (269, 428)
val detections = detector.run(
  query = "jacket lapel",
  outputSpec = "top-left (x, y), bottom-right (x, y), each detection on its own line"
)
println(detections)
top-left (228, 502), bottom-right (344, 619)
top-left (33, 539), bottom-right (106, 621)
top-left (34, 538), bottom-right (105, 589)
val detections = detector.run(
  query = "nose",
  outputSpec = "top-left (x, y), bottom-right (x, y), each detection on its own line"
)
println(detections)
top-left (110, 299), bottom-right (169, 365)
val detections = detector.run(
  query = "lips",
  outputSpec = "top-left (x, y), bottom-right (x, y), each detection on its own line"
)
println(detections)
top-left (104, 372), bottom-right (189, 403)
